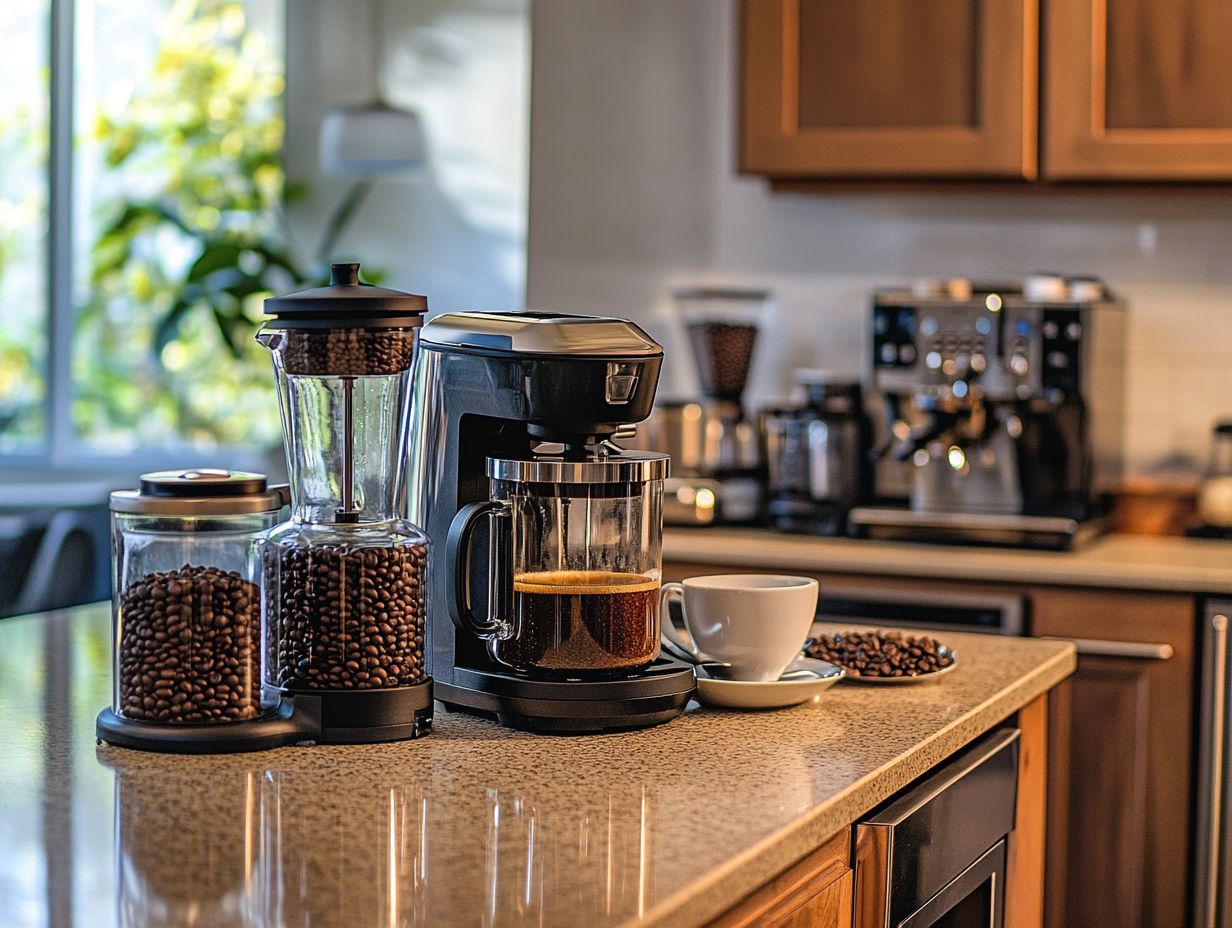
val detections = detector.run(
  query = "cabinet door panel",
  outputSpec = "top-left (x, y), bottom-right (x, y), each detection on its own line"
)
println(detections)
top-left (741, 0), bottom-right (1038, 178)
top-left (1045, 0), bottom-right (1232, 178)
top-left (1032, 588), bottom-right (1194, 928)
top-left (796, 0), bottom-right (979, 130)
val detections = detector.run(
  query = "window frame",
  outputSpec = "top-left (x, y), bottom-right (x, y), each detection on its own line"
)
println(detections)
top-left (3, 0), bottom-right (280, 477)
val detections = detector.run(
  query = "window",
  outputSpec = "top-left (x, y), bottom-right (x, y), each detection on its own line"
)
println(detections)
top-left (0, 4), bottom-right (50, 454)
top-left (2, 0), bottom-right (286, 466)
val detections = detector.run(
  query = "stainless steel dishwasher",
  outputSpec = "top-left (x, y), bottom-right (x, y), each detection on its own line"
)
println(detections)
top-left (854, 728), bottom-right (1020, 928)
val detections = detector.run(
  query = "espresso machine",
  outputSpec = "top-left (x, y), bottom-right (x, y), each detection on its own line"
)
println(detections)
top-left (850, 280), bottom-right (1126, 549)
top-left (406, 312), bottom-right (695, 733)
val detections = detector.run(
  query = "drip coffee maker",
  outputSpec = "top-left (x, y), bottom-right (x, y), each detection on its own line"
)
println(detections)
top-left (259, 263), bottom-right (432, 742)
top-left (407, 311), bottom-right (694, 733)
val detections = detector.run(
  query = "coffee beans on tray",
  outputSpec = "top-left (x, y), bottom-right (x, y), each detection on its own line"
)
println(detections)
top-left (273, 543), bottom-right (427, 690)
top-left (805, 630), bottom-right (955, 679)
top-left (118, 565), bottom-right (260, 723)
top-left (269, 328), bottom-right (416, 376)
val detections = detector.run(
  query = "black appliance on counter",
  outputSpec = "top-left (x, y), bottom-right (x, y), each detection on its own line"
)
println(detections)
top-left (851, 279), bottom-right (1126, 549)
top-left (406, 312), bottom-right (695, 733)
top-left (762, 372), bottom-right (871, 536)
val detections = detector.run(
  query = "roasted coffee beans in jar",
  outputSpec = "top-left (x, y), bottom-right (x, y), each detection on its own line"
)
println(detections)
top-left (264, 528), bottom-right (429, 692)
top-left (108, 471), bottom-right (288, 725)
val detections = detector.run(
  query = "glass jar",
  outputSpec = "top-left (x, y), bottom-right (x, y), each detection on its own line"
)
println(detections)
top-left (109, 470), bottom-right (287, 725)
top-left (447, 452), bottom-right (668, 678)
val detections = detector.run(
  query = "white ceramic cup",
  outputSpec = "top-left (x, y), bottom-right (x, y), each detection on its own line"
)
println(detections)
top-left (659, 574), bottom-right (819, 681)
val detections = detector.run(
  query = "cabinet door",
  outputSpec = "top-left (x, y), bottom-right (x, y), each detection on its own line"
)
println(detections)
top-left (1032, 588), bottom-right (1195, 928)
top-left (740, 0), bottom-right (1038, 179)
top-left (1045, 0), bottom-right (1232, 179)
top-left (708, 829), bottom-right (852, 928)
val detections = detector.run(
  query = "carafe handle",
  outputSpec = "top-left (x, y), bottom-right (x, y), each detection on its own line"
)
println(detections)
top-left (446, 500), bottom-right (514, 639)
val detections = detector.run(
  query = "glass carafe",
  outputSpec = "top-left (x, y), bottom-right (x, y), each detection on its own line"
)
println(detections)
top-left (447, 452), bottom-right (669, 678)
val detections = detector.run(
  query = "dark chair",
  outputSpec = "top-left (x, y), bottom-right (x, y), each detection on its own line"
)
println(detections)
top-left (8, 509), bottom-right (98, 616)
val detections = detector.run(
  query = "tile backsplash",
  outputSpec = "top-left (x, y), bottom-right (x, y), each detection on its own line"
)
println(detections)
top-left (527, 0), bottom-right (1232, 480)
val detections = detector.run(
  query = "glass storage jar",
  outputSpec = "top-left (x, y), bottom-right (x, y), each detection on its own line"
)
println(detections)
top-left (108, 469), bottom-right (287, 725)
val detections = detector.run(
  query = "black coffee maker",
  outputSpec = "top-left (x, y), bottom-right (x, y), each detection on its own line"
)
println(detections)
top-left (406, 312), bottom-right (695, 733)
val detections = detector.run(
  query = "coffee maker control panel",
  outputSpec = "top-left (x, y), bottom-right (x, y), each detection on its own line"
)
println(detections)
top-left (871, 299), bottom-right (1090, 402)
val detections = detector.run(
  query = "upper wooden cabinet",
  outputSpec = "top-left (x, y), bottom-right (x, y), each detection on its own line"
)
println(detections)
top-left (1045, 0), bottom-right (1232, 179)
top-left (741, 0), bottom-right (1038, 179)
top-left (741, 0), bottom-right (1232, 182)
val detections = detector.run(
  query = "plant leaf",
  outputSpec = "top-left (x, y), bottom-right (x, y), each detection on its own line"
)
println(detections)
top-left (187, 243), bottom-right (246, 283)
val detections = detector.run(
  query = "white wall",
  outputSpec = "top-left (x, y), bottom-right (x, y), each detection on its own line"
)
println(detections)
top-left (527, 0), bottom-right (1232, 478)
top-left (286, 0), bottom-right (528, 313)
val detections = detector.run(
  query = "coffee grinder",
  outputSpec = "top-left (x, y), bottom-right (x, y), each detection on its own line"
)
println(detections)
top-left (258, 263), bottom-right (433, 742)
top-left (407, 312), bottom-right (695, 733)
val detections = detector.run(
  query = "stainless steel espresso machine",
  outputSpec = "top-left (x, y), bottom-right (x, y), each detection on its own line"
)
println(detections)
top-left (849, 281), bottom-right (1126, 549)
top-left (406, 312), bottom-right (695, 733)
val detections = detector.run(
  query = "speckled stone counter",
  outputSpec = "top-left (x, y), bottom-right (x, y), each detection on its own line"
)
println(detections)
top-left (667, 527), bottom-right (1232, 594)
top-left (0, 604), bottom-right (1073, 928)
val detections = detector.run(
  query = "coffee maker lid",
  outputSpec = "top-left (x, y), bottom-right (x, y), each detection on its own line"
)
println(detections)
top-left (420, 311), bottom-right (662, 357)
top-left (487, 451), bottom-right (669, 484)
top-left (262, 263), bottom-right (428, 329)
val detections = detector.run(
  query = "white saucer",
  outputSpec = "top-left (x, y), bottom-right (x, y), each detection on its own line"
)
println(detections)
top-left (694, 657), bottom-right (845, 710)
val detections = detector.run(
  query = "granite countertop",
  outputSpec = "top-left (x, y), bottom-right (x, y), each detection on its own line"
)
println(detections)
top-left (0, 604), bottom-right (1073, 928)
top-left (666, 528), bottom-right (1232, 594)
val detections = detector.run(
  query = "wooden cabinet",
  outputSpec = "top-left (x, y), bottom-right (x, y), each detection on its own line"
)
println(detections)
top-left (742, 0), bottom-right (1232, 182)
top-left (1045, 0), bottom-right (1232, 179)
top-left (708, 829), bottom-right (853, 928)
top-left (741, 0), bottom-right (1038, 179)
top-left (1032, 588), bottom-right (1195, 928)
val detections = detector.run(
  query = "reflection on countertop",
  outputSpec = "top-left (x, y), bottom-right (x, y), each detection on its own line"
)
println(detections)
top-left (0, 604), bottom-right (1073, 928)
top-left (665, 527), bottom-right (1232, 593)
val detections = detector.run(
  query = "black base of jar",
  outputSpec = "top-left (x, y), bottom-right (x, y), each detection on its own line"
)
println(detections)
top-left (437, 657), bottom-right (695, 734)
top-left (97, 679), bottom-right (434, 752)
top-left (282, 680), bottom-right (434, 743)
top-left (96, 700), bottom-right (318, 754)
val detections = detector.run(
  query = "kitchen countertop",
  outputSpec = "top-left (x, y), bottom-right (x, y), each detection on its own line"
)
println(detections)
top-left (666, 528), bottom-right (1232, 594)
top-left (0, 604), bottom-right (1073, 928)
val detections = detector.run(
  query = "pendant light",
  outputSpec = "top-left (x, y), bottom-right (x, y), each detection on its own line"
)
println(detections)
top-left (318, 0), bottom-right (426, 177)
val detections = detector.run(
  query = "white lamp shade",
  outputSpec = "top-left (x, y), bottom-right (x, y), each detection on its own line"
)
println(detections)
top-left (319, 101), bottom-right (427, 177)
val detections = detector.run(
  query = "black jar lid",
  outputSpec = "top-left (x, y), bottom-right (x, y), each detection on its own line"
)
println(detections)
top-left (261, 262), bottom-right (428, 329)
top-left (111, 469), bottom-right (289, 516)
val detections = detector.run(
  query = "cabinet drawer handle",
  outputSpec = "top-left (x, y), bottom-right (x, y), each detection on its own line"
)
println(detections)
top-left (1041, 636), bottom-right (1173, 661)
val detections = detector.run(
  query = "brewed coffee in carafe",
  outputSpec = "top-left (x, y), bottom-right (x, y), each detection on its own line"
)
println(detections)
top-left (447, 453), bottom-right (669, 679)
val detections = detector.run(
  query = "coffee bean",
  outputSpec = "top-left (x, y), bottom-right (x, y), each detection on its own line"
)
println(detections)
top-left (805, 629), bottom-right (954, 678)
top-left (271, 543), bottom-right (427, 690)
top-left (117, 565), bottom-right (260, 723)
